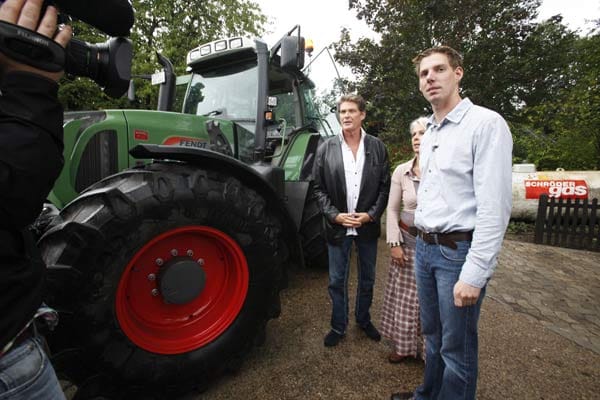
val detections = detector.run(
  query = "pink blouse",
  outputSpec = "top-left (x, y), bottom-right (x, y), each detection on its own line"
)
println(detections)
top-left (386, 157), bottom-right (420, 244)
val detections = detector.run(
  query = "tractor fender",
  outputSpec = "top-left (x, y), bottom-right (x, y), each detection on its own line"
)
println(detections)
top-left (130, 144), bottom-right (304, 271)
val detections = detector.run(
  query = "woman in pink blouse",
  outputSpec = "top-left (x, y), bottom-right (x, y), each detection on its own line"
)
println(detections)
top-left (380, 117), bottom-right (427, 363)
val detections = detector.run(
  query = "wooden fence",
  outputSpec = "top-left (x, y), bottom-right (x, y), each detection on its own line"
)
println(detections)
top-left (534, 194), bottom-right (599, 251)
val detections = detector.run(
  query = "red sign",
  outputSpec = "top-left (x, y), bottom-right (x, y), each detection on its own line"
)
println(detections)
top-left (524, 180), bottom-right (588, 199)
top-left (134, 129), bottom-right (149, 140)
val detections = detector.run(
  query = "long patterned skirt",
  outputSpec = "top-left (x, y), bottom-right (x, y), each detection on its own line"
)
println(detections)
top-left (380, 233), bottom-right (423, 358)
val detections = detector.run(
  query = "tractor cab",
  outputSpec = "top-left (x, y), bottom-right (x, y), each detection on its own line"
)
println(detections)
top-left (181, 26), bottom-right (336, 163)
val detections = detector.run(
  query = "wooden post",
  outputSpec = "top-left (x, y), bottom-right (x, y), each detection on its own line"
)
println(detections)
top-left (534, 194), bottom-right (548, 244)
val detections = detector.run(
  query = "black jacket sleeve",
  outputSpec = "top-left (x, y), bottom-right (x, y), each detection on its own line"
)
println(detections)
top-left (0, 70), bottom-right (65, 352)
top-left (0, 71), bottom-right (65, 231)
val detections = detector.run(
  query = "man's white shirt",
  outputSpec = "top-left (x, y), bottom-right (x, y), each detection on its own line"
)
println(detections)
top-left (339, 130), bottom-right (366, 236)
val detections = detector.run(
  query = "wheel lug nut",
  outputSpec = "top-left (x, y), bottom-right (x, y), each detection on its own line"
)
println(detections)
top-left (197, 258), bottom-right (205, 266)
top-left (171, 249), bottom-right (178, 256)
top-left (151, 288), bottom-right (159, 297)
top-left (148, 273), bottom-right (156, 281)
top-left (155, 258), bottom-right (163, 266)
top-left (186, 249), bottom-right (194, 257)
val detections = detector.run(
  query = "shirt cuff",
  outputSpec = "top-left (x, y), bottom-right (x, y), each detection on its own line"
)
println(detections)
top-left (458, 260), bottom-right (491, 288)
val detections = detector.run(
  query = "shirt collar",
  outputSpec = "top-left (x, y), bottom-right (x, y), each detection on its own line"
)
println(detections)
top-left (446, 98), bottom-right (473, 124)
top-left (427, 98), bottom-right (473, 128)
top-left (404, 156), bottom-right (420, 180)
top-left (338, 129), bottom-right (366, 147)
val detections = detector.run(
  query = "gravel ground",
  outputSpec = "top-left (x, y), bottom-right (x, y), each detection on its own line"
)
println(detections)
top-left (187, 238), bottom-right (600, 400)
top-left (62, 234), bottom-right (599, 399)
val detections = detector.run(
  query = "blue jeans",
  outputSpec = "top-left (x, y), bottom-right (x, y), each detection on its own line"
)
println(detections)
top-left (0, 337), bottom-right (65, 400)
top-left (328, 236), bottom-right (377, 334)
top-left (414, 238), bottom-right (485, 400)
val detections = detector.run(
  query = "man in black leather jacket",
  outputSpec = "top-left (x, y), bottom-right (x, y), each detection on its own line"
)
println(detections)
top-left (0, 0), bottom-right (71, 398)
top-left (313, 94), bottom-right (390, 347)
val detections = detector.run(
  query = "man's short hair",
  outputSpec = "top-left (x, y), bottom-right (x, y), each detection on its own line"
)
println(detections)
top-left (337, 94), bottom-right (366, 112)
top-left (411, 46), bottom-right (463, 75)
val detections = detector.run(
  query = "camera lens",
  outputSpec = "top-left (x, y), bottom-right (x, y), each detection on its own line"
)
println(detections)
top-left (65, 37), bottom-right (132, 98)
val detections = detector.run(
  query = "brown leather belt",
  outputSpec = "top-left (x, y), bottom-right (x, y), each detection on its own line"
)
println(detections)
top-left (417, 229), bottom-right (473, 249)
top-left (399, 220), bottom-right (418, 237)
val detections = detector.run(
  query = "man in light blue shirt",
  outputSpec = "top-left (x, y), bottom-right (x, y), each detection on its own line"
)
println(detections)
top-left (391, 46), bottom-right (512, 400)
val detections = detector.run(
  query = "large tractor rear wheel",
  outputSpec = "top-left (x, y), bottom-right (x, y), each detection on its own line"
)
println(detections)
top-left (299, 183), bottom-right (328, 268)
top-left (39, 162), bottom-right (286, 395)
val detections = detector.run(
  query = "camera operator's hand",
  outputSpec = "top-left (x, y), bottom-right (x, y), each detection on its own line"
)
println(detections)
top-left (0, 0), bottom-right (72, 82)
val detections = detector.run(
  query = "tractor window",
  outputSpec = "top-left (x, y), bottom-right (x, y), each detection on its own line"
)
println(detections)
top-left (300, 83), bottom-right (338, 137)
top-left (268, 67), bottom-right (299, 132)
top-left (270, 90), bottom-right (298, 131)
top-left (184, 62), bottom-right (258, 128)
top-left (174, 74), bottom-right (192, 113)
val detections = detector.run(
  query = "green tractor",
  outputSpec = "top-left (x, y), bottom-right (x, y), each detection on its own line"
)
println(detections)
top-left (38, 26), bottom-right (336, 396)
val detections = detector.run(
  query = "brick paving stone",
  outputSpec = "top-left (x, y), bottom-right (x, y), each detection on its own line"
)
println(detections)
top-left (570, 335), bottom-right (594, 351)
top-left (500, 293), bottom-right (515, 303)
top-left (555, 311), bottom-right (577, 324)
top-left (586, 315), bottom-right (600, 328)
top-left (495, 240), bottom-right (600, 355)
top-left (516, 299), bottom-right (531, 309)
top-left (589, 336), bottom-right (600, 353)
top-left (547, 324), bottom-right (572, 337)
top-left (539, 307), bottom-right (556, 318)
top-left (570, 323), bottom-right (591, 334)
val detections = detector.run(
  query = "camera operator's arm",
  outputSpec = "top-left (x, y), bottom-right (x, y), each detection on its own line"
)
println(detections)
top-left (0, 0), bottom-right (71, 231)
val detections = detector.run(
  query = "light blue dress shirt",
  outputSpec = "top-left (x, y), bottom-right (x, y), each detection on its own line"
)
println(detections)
top-left (415, 98), bottom-right (513, 288)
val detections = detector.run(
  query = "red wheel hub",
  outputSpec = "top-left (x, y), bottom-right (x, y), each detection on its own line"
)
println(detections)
top-left (116, 226), bottom-right (249, 354)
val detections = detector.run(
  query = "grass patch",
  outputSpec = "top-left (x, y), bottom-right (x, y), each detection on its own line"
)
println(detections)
top-left (506, 220), bottom-right (535, 235)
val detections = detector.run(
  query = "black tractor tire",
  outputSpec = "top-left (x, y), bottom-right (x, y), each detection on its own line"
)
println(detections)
top-left (39, 162), bottom-right (287, 396)
top-left (299, 183), bottom-right (328, 268)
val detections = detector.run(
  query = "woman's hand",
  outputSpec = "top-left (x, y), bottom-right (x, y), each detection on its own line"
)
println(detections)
top-left (390, 245), bottom-right (408, 267)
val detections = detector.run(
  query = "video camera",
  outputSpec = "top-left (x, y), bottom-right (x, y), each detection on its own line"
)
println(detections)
top-left (0, 0), bottom-right (134, 98)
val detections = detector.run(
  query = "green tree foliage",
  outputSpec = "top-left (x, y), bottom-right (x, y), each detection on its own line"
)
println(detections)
top-left (515, 25), bottom-right (600, 169)
top-left (58, 0), bottom-right (265, 111)
top-left (335, 0), bottom-right (598, 170)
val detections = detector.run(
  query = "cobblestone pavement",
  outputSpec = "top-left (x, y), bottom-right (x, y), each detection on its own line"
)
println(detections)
top-left (488, 239), bottom-right (600, 354)
top-left (194, 238), bottom-right (600, 400)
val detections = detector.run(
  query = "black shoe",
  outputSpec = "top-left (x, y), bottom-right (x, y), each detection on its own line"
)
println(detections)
top-left (390, 392), bottom-right (414, 400)
top-left (360, 321), bottom-right (381, 341)
top-left (324, 330), bottom-right (344, 347)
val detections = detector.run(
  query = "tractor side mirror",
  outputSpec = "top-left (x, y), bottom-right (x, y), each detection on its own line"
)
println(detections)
top-left (280, 36), bottom-right (305, 70)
